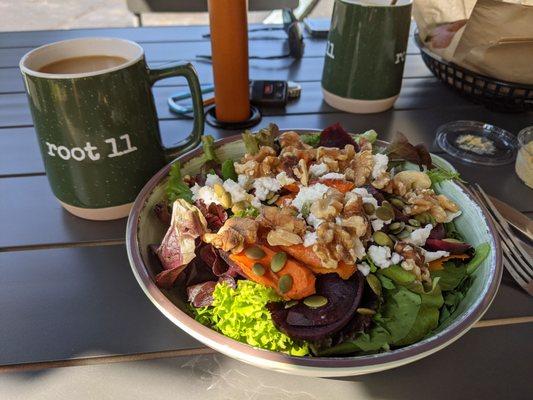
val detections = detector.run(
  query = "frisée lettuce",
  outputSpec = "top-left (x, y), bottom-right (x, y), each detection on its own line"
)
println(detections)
top-left (193, 280), bottom-right (309, 356)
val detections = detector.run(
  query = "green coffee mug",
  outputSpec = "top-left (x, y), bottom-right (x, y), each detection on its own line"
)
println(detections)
top-left (20, 37), bottom-right (204, 220)
top-left (321, 0), bottom-right (412, 113)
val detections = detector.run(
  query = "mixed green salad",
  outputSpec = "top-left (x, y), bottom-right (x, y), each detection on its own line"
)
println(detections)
top-left (150, 123), bottom-right (489, 357)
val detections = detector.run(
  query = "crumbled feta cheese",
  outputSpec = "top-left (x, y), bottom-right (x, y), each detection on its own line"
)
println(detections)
top-left (306, 213), bottom-right (325, 229)
top-left (368, 245), bottom-right (392, 269)
top-left (371, 218), bottom-right (391, 231)
top-left (223, 179), bottom-right (251, 203)
top-left (444, 210), bottom-right (462, 223)
top-left (191, 184), bottom-right (220, 206)
top-left (303, 231), bottom-right (318, 247)
top-left (391, 252), bottom-right (403, 265)
top-left (420, 248), bottom-right (450, 263)
top-left (372, 153), bottom-right (389, 179)
top-left (291, 183), bottom-right (330, 212)
top-left (205, 173), bottom-right (223, 187)
top-left (357, 262), bottom-right (371, 276)
top-left (237, 174), bottom-right (252, 190)
top-left (351, 187), bottom-right (379, 209)
top-left (275, 171), bottom-right (295, 187)
top-left (320, 172), bottom-right (345, 180)
top-left (253, 177), bottom-right (281, 201)
top-left (251, 197), bottom-right (262, 209)
top-left (308, 163), bottom-right (329, 177)
top-left (405, 224), bottom-right (433, 246)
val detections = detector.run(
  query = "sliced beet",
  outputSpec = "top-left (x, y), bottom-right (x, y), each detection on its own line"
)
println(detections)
top-left (318, 123), bottom-right (359, 151)
top-left (425, 238), bottom-right (472, 254)
top-left (268, 273), bottom-right (364, 341)
top-left (363, 185), bottom-right (386, 205)
top-left (187, 281), bottom-right (217, 307)
top-left (429, 224), bottom-right (446, 240)
top-left (285, 274), bottom-right (358, 327)
top-left (153, 202), bottom-right (171, 226)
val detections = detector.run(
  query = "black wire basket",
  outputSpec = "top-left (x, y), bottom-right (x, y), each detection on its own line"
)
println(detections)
top-left (414, 33), bottom-right (533, 113)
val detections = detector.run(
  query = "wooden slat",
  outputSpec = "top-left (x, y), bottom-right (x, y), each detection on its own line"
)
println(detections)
top-left (0, 24), bottom-right (287, 48)
top-left (0, 246), bottom-right (201, 366)
top-left (0, 54), bottom-right (432, 94)
top-left (0, 78), bottom-right (485, 128)
top-left (0, 245), bottom-right (530, 368)
top-left (0, 176), bottom-right (127, 248)
top-left (1, 324), bottom-right (532, 397)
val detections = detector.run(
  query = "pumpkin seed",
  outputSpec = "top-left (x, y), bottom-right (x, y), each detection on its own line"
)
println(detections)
top-left (363, 203), bottom-right (375, 215)
top-left (252, 263), bottom-right (265, 276)
top-left (415, 213), bottom-right (429, 225)
top-left (390, 198), bottom-right (405, 209)
top-left (356, 307), bottom-right (376, 316)
top-left (366, 274), bottom-right (382, 296)
top-left (244, 246), bottom-right (266, 260)
top-left (375, 206), bottom-right (394, 221)
top-left (389, 221), bottom-right (405, 234)
top-left (284, 300), bottom-right (298, 309)
top-left (397, 229), bottom-right (411, 239)
top-left (382, 201), bottom-right (393, 211)
top-left (271, 252), bottom-right (287, 273)
top-left (213, 183), bottom-right (232, 209)
top-left (408, 218), bottom-right (421, 227)
top-left (266, 194), bottom-right (280, 205)
top-left (373, 231), bottom-right (394, 248)
top-left (278, 274), bottom-right (293, 294)
top-left (303, 295), bottom-right (328, 308)
top-left (231, 201), bottom-right (248, 215)
top-left (443, 238), bottom-right (462, 243)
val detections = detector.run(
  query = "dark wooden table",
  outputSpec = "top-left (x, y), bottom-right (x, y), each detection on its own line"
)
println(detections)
top-left (0, 24), bottom-right (532, 399)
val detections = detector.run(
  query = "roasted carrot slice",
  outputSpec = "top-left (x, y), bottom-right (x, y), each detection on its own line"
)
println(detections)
top-left (428, 254), bottom-right (471, 271)
top-left (229, 244), bottom-right (316, 300)
top-left (275, 193), bottom-right (296, 207)
top-left (319, 179), bottom-right (355, 193)
top-left (283, 183), bottom-right (300, 193)
top-left (280, 244), bottom-right (357, 280)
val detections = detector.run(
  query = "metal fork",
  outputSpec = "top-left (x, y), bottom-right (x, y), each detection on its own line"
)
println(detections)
top-left (469, 184), bottom-right (533, 296)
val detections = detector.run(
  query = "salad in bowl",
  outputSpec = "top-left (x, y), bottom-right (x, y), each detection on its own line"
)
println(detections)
top-left (127, 123), bottom-right (500, 376)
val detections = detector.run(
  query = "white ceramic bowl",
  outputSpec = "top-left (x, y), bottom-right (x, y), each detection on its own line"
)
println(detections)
top-left (126, 130), bottom-right (502, 377)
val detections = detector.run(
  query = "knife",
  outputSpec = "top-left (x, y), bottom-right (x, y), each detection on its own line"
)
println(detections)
top-left (489, 195), bottom-right (533, 243)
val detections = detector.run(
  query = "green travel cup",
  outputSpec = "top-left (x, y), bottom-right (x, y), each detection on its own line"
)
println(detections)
top-left (321, 0), bottom-right (412, 113)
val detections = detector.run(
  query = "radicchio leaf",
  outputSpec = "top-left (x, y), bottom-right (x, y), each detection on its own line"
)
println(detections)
top-left (385, 132), bottom-right (433, 170)
top-left (195, 200), bottom-right (228, 231)
top-left (429, 224), bottom-right (446, 240)
top-left (318, 123), bottom-right (359, 151)
top-left (153, 202), bottom-right (171, 226)
top-left (187, 281), bottom-right (217, 307)
top-left (155, 200), bottom-right (207, 289)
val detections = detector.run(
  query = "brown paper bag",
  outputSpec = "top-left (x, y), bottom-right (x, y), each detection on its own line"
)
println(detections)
top-left (453, 0), bottom-right (533, 85)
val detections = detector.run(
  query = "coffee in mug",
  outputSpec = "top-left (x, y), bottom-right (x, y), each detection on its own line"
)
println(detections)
top-left (20, 38), bottom-right (205, 220)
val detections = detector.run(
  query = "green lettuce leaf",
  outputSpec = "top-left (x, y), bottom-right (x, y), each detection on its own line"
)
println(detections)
top-left (354, 129), bottom-right (378, 144)
top-left (381, 286), bottom-right (422, 344)
top-left (431, 261), bottom-right (468, 291)
top-left (201, 135), bottom-right (219, 163)
top-left (221, 159), bottom-right (237, 181)
top-left (193, 280), bottom-right (309, 356)
top-left (301, 133), bottom-right (320, 147)
top-left (466, 242), bottom-right (490, 274)
top-left (427, 167), bottom-right (464, 187)
top-left (166, 162), bottom-right (193, 204)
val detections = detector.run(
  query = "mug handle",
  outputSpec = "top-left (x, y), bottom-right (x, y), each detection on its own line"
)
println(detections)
top-left (148, 62), bottom-right (205, 160)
